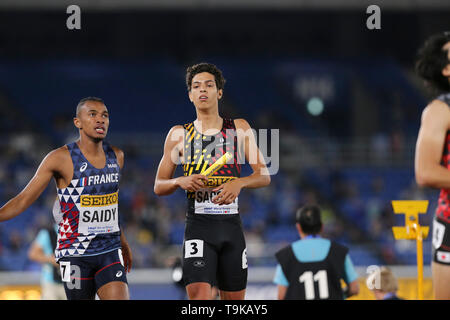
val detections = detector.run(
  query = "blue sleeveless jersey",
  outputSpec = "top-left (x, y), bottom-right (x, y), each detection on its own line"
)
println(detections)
top-left (54, 142), bottom-right (121, 260)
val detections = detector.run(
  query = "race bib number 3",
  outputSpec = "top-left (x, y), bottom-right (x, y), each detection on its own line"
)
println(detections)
top-left (185, 239), bottom-right (204, 258)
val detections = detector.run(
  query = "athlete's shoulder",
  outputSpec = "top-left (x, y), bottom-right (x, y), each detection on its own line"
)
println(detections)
top-left (424, 98), bottom-right (450, 115)
top-left (110, 145), bottom-right (124, 158)
top-left (36, 145), bottom-right (72, 173)
top-left (165, 125), bottom-right (185, 142)
top-left (45, 145), bottom-right (71, 163)
top-left (169, 124), bottom-right (185, 132)
top-left (421, 98), bottom-right (450, 124)
top-left (110, 145), bottom-right (124, 168)
top-left (233, 118), bottom-right (251, 130)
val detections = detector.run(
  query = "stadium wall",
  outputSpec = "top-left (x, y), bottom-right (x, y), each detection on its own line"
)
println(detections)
top-left (0, 266), bottom-right (433, 300)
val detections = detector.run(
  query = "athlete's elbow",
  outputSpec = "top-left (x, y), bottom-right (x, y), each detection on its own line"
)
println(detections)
top-left (153, 181), bottom-right (173, 196)
top-left (261, 174), bottom-right (271, 187)
top-left (153, 184), bottom-right (164, 196)
top-left (415, 174), bottom-right (429, 187)
top-left (415, 169), bottom-right (435, 188)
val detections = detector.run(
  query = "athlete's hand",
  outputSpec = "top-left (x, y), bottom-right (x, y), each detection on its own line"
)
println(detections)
top-left (176, 174), bottom-right (209, 192)
top-left (211, 179), bottom-right (243, 205)
top-left (120, 237), bottom-right (133, 273)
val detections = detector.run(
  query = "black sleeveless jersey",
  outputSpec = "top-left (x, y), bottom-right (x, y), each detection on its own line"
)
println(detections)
top-left (182, 118), bottom-right (242, 215)
top-left (275, 241), bottom-right (348, 300)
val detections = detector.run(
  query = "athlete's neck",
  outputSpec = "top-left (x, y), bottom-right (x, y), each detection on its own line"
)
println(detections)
top-left (77, 135), bottom-right (104, 156)
top-left (194, 108), bottom-right (222, 135)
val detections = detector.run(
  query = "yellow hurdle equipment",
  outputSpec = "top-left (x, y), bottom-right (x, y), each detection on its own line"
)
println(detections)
top-left (391, 200), bottom-right (429, 300)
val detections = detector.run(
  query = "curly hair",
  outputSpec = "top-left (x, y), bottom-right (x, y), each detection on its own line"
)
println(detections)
top-left (415, 31), bottom-right (450, 94)
top-left (185, 62), bottom-right (226, 92)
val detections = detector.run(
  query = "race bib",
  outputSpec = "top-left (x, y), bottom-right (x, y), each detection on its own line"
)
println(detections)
top-left (193, 188), bottom-right (238, 214)
top-left (432, 219), bottom-right (445, 249)
top-left (77, 192), bottom-right (120, 234)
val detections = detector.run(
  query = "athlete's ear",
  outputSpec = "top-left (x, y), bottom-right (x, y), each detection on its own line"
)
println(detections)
top-left (442, 63), bottom-right (450, 78)
top-left (73, 117), bottom-right (82, 130)
top-left (218, 89), bottom-right (223, 100)
top-left (296, 223), bottom-right (303, 237)
top-left (188, 90), bottom-right (194, 103)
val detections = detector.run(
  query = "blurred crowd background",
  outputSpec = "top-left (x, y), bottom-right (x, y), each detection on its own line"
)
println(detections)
top-left (0, 1), bottom-right (449, 273)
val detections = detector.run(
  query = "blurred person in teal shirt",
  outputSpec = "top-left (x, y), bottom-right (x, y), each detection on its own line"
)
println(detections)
top-left (273, 205), bottom-right (359, 300)
top-left (28, 199), bottom-right (66, 300)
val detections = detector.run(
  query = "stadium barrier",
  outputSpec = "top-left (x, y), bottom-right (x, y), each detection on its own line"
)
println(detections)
top-left (0, 266), bottom-right (433, 300)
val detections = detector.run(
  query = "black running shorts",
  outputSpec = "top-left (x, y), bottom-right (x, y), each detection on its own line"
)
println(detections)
top-left (182, 214), bottom-right (248, 292)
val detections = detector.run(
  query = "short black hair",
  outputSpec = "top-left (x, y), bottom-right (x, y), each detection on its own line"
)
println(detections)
top-left (296, 205), bottom-right (323, 235)
top-left (185, 62), bottom-right (226, 92)
top-left (415, 31), bottom-right (450, 94)
top-left (76, 97), bottom-right (105, 117)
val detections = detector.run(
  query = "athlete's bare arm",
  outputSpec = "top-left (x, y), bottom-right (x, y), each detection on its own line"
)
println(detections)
top-left (212, 118), bottom-right (271, 205)
top-left (111, 146), bottom-right (124, 169)
top-left (111, 145), bottom-right (133, 273)
top-left (154, 125), bottom-right (208, 196)
top-left (28, 240), bottom-right (59, 267)
top-left (277, 285), bottom-right (288, 300)
top-left (415, 99), bottom-right (450, 188)
top-left (0, 147), bottom-right (72, 222)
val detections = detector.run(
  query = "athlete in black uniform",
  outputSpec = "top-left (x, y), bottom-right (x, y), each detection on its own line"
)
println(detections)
top-left (154, 63), bottom-right (271, 300)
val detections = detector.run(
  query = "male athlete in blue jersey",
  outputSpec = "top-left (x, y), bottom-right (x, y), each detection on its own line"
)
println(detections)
top-left (0, 97), bottom-right (132, 300)
top-left (273, 205), bottom-right (359, 300)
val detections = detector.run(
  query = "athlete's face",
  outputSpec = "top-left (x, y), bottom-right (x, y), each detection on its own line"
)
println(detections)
top-left (443, 41), bottom-right (450, 79)
top-left (188, 72), bottom-right (223, 110)
top-left (74, 101), bottom-right (109, 140)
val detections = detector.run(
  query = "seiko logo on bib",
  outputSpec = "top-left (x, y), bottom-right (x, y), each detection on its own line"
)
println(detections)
top-left (77, 191), bottom-right (120, 234)
top-left (80, 162), bottom-right (88, 172)
top-left (80, 192), bottom-right (118, 207)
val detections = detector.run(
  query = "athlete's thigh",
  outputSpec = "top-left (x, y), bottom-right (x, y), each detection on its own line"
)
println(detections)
top-left (97, 281), bottom-right (129, 300)
top-left (59, 256), bottom-right (96, 300)
top-left (217, 222), bottom-right (248, 292)
top-left (182, 224), bottom-right (218, 287)
top-left (94, 249), bottom-right (128, 297)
